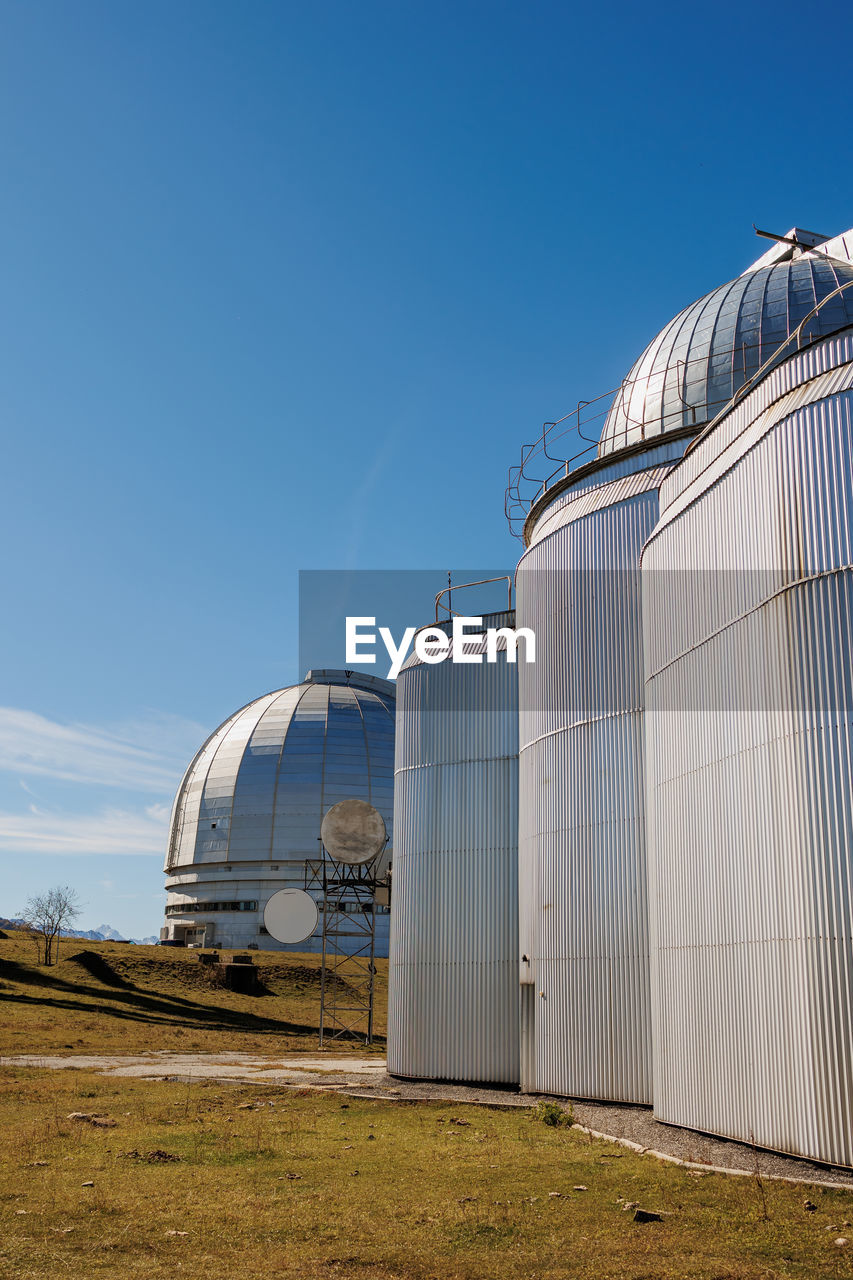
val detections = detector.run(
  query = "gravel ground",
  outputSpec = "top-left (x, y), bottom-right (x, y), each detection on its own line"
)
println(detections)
top-left (5, 1053), bottom-right (852, 1190)
top-left (368, 1073), bottom-right (853, 1190)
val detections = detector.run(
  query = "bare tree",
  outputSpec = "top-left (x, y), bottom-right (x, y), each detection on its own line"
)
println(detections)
top-left (19, 885), bottom-right (82, 965)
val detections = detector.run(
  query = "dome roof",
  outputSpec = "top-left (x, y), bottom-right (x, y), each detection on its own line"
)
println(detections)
top-left (599, 256), bottom-right (853, 457)
top-left (165, 670), bottom-right (394, 872)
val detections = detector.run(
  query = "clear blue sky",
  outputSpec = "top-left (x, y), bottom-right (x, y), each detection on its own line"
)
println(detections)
top-left (1, 0), bottom-right (851, 937)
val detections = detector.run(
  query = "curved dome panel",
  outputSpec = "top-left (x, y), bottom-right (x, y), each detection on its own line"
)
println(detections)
top-left (599, 256), bottom-right (853, 457)
top-left (165, 670), bottom-right (395, 871)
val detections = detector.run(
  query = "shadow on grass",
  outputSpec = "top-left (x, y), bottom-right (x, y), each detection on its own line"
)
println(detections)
top-left (0, 956), bottom-right (387, 1047)
top-left (0, 957), bottom-right (319, 1037)
top-left (65, 951), bottom-right (136, 989)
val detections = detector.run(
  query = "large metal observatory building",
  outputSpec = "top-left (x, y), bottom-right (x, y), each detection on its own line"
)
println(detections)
top-left (162, 669), bottom-right (394, 954)
top-left (389, 225), bottom-right (853, 1168)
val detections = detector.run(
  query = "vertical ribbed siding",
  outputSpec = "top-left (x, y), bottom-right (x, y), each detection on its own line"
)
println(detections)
top-left (518, 479), bottom-right (663, 1104)
top-left (645, 385), bottom-right (853, 1166)
top-left (388, 621), bottom-right (519, 1084)
top-left (661, 329), bottom-right (853, 513)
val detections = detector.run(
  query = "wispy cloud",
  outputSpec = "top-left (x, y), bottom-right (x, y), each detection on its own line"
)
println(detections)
top-left (0, 803), bottom-right (170, 855)
top-left (343, 429), bottom-right (398, 568)
top-left (0, 708), bottom-right (206, 792)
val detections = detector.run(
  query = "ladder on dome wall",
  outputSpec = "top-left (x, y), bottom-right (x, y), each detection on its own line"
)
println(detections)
top-left (304, 857), bottom-right (378, 1047)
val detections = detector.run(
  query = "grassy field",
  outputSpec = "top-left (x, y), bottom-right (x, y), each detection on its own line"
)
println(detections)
top-left (0, 933), bottom-right (386, 1055)
top-left (1, 1066), bottom-right (852, 1280)
top-left (3, 933), bottom-right (853, 1278)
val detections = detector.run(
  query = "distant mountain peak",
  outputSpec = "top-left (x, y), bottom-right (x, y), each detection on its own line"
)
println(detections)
top-left (0, 916), bottom-right (158, 946)
top-left (94, 923), bottom-right (126, 941)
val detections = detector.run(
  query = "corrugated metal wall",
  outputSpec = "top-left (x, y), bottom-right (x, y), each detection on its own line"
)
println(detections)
top-left (388, 613), bottom-right (519, 1083)
top-left (517, 466), bottom-right (673, 1103)
top-left (644, 374), bottom-right (853, 1165)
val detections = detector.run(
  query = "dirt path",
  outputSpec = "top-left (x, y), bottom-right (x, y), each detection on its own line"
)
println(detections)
top-left (1, 1051), bottom-right (386, 1085)
top-left (4, 1051), bottom-right (853, 1191)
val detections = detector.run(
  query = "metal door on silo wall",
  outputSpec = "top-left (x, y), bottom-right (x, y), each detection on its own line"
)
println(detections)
top-left (517, 476), bottom-right (661, 1104)
top-left (388, 617), bottom-right (519, 1084)
top-left (644, 361), bottom-right (853, 1167)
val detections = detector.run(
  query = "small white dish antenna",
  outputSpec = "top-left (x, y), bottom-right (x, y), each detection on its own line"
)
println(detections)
top-left (263, 889), bottom-right (319, 944)
top-left (321, 798), bottom-right (387, 865)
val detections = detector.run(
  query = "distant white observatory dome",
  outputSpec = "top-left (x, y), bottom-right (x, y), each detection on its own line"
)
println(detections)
top-left (162, 669), bottom-right (395, 954)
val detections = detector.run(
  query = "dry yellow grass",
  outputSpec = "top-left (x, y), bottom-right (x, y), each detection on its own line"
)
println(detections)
top-left (4, 932), bottom-right (853, 1278)
top-left (1, 1066), bottom-right (852, 1280)
top-left (0, 933), bottom-right (386, 1055)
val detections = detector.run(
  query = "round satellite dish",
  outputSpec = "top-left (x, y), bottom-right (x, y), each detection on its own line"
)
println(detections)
top-left (263, 889), bottom-right (319, 944)
top-left (321, 798), bottom-right (387, 865)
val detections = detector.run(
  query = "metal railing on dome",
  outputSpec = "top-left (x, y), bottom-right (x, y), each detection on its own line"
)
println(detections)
top-left (685, 276), bottom-right (853, 455)
top-left (504, 278), bottom-right (853, 541)
top-left (504, 391), bottom-right (617, 539)
top-left (434, 575), bottom-right (514, 622)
